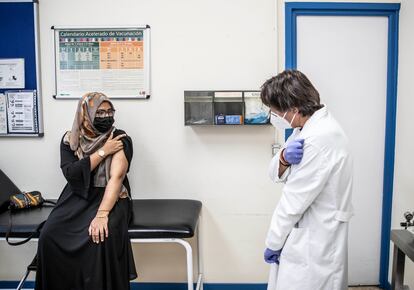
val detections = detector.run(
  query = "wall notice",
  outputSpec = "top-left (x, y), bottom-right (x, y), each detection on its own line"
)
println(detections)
top-left (54, 28), bottom-right (150, 99)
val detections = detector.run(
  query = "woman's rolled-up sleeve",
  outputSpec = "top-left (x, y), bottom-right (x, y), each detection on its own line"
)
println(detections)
top-left (113, 129), bottom-right (133, 172)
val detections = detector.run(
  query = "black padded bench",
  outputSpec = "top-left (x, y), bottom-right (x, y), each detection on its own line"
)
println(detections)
top-left (0, 199), bottom-right (203, 290)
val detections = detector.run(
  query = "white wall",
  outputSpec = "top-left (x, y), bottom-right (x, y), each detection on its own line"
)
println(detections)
top-left (0, 0), bottom-right (280, 283)
top-left (1, 0), bottom-right (414, 287)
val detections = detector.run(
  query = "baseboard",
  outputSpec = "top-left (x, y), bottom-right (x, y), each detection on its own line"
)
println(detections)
top-left (1, 281), bottom-right (393, 290)
top-left (0, 281), bottom-right (268, 290)
top-left (130, 284), bottom-right (267, 290)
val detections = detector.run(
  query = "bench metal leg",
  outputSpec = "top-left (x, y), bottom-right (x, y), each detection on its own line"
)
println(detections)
top-left (130, 217), bottom-right (203, 290)
top-left (196, 217), bottom-right (203, 290)
top-left (131, 238), bottom-right (203, 290)
top-left (176, 239), bottom-right (194, 290)
top-left (16, 269), bottom-right (30, 290)
top-left (0, 240), bottom-right (38, 290)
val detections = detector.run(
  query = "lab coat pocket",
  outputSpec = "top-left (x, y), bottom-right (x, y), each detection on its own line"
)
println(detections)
top-left (280, 227), bottom-right (309, 265)
top-left (267, 263), bottom-right (279, 290)
top-left (277, 228), bottom-right (310, 290)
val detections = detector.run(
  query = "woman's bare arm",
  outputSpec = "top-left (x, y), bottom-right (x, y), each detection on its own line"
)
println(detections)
top-left (98, 149), bottom-right (129, 213)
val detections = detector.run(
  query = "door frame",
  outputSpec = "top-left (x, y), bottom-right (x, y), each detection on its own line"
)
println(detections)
top-left (284, 2), bottom-right (400, 289)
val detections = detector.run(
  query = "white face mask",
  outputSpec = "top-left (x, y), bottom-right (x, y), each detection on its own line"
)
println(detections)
top-left (270, 111), bottom-right (297, 130)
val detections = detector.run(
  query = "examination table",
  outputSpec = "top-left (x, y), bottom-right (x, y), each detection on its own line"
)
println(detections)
top-left (0, 198), bottom-right (203, 290)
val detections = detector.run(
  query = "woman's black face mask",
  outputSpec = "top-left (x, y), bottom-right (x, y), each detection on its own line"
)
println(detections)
top-left (93, 116), bottom-right (114, 133)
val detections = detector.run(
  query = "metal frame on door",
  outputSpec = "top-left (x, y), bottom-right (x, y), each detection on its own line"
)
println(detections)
top-left (284, 2), bottom-right (400, 289)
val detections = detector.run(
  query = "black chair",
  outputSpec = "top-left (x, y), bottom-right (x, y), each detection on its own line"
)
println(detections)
top-left (0, 169), bottom-right (21, 214)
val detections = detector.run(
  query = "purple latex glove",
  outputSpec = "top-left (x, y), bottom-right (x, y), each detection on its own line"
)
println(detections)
top-left (264, 248), bottom-right (282, 264)
top-left (283, 138), bottom-right (305, 165)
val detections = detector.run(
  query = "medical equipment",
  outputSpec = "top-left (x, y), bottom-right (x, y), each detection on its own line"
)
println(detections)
top-left (213, 92), bottom-right (244, 125)
top-left (264, 248), bottom-right (281, 264)
top-left (400, 211), bottom-right (414, 230)
top-left (283, 139), bottom-right (304, 165)
top-left (225, 115), bottom-right (243, 125)
top-left (244, 91), bottom-right (270, 124)
top-left (215, 114), bottom-right (225, 125)
top-left (214, 114), bottom-right (243, 125)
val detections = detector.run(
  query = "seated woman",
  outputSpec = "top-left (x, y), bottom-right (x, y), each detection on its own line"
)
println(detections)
top-left (35, 92), bottom-right (137, 290)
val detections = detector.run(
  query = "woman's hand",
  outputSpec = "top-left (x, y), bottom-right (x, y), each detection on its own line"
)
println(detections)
top-left (88, 215), bottom-right (109, 244)
top-left (102, 133), bottom-right (126, 156)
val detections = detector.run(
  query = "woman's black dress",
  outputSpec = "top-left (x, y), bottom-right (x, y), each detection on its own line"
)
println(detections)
top-left (35, 129), bottom-right (137, 290)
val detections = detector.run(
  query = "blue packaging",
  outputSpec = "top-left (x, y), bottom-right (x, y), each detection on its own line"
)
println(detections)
top-left (225, 115), bottom-right (242, 124)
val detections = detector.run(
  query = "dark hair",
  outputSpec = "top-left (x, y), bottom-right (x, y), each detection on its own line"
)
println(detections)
top-left (260, 70), bottom-right (323, 116)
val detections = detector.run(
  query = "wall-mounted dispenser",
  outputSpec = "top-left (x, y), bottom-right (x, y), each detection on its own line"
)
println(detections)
top-left (184, 91), bottom-right (214, 125)
top-left (184, 90), bottom-right (270, 126)
top-left (213, 91), bottom-right (244, 125)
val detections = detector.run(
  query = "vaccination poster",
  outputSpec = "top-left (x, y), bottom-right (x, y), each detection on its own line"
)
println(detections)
top-left (54, 28), bottom-right (150, 99)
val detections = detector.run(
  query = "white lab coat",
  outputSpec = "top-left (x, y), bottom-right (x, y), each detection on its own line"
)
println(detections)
top-left (266, 106), bottom-right (353, 290)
